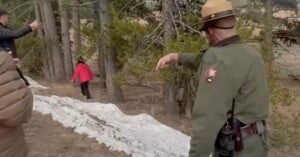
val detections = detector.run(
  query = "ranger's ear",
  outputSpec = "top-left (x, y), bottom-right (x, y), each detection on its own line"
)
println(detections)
top-left (207, 27), bottom-right (214, 36)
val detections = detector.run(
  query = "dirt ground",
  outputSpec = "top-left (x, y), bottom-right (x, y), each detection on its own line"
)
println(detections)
top-left (24, 112), bottom-right (128, 157)
top-left (24, 76), bottom-right (300, 157)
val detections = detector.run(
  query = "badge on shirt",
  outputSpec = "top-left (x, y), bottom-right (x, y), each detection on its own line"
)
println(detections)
top-left (205, 66), bottom-right (217, 83)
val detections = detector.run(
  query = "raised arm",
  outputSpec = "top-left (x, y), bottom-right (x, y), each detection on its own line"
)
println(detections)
top-left (0, 25), bottom-right (32, 39)
top-left (0, 21), bottom-right (39, 39)
top-left (178, 52), bottom-right (205, 71)
top-left (156, 51), bottom-right (206, 72)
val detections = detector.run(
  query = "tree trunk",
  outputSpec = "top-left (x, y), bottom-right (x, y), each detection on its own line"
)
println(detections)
top-left (38, 0), bottom-right (55, 81)
top-left (34, 0), bottom-right (51, 80)
top-left (58, 0), bottom-right (74, 79)
top-left (97, 44), bottom-right (106, 88)
top-left (94, 0), bottom-right (106, 89)
top-left (163, 0), bottom-right (175, 42)
top-left (264, 0), bottom-right (273, 76)
top-left (41, 0), bottom-right (66, 81)
top-left (72, 0), bottom-right (81, 65)
top-left (99, 0), bottom-right (123, 103)
top-left (162, 0), bottom-right (178, 116)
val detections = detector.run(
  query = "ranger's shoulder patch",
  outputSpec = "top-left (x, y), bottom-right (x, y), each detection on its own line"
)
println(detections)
top-left (205, 66), bottom-right (217, 83)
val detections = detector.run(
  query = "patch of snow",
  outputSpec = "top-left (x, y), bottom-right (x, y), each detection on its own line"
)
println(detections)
top-left (273, 10), bottom-right (298, 20)
top-left (25, 77), bottom-right (48, 89)
top-left (26, 76), bottom-right (192, 156)
top-left (33, 95), bottom-right (190, 157)
top-left (130, 18), bottom-right (149, 26)
top-left (276, 44), bottom-right (300, 78)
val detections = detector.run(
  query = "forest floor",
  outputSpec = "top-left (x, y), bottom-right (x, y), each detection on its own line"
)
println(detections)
top-left (24, 75), bottom-right (300, 157)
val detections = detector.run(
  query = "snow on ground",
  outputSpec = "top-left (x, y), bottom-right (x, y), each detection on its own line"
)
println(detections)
top-left (26, 77), bottom-right (48, 89)
top-left (276, 44), bottom-right (300, 77)
top-left (29, 79), bottom-right (190, 157)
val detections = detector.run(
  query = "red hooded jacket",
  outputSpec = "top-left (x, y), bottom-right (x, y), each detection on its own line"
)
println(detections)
top-left (71, 63), bottom-right (94, 83)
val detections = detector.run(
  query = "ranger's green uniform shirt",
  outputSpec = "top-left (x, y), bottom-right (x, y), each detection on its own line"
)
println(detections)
top-left (178, 35), bottom-right (269, 157)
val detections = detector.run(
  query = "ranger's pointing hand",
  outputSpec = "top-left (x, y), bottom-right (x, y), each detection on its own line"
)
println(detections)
top-left (155, 53), bottom-right (178, 71)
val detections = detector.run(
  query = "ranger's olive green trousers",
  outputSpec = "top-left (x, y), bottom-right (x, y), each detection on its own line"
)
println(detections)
top-left (214, 134), bottom-right (269, 157)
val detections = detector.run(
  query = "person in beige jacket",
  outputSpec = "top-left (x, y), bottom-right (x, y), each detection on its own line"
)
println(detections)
top-left (0, 52), bottom-right (33, 157)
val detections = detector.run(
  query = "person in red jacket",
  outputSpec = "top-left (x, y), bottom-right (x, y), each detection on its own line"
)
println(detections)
top-left (71, 57), bottom-right (94, 100)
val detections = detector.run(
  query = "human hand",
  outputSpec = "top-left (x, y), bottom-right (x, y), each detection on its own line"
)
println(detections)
top-left (29, 20), bottom-right (39, 31)
top-left (155, 53), bottom-right (179, 71)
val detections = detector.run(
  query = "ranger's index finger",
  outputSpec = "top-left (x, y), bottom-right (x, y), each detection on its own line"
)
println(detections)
top-left (156, 59), bottom-right (163, 71)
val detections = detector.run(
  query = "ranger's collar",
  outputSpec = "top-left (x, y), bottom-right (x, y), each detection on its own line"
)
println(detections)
top-left (213, 35), bottom-right (241, 47)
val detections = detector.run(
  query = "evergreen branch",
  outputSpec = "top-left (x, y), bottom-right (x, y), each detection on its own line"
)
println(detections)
top-left (23, 39), bottom-right (38, 60)
top-left (174, 20), bottom-right (202, 35)
top-left (174, 0), bottom-right (182, 24)
top-left (130, 1), bottom-right (146, 11)
top-left (117, 0), bottom-right (135, 15)
top-left (9, 0), bottom-right (31, 13)
top-left (144, 29), bottom-right (165, 53)
top-left (169, 11), bottom-right (179, 38)
top-left (15, 6), bottom-right (33, 22)
top-left (145, 19), bottom-right (165, 38)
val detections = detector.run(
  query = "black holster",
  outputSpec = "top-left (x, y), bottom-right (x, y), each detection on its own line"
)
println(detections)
top-left (215, 119), bottom-right (244, 157)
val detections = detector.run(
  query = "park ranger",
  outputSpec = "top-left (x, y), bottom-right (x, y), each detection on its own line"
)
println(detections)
top-left (156, 0), bottom-right (269, 157)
